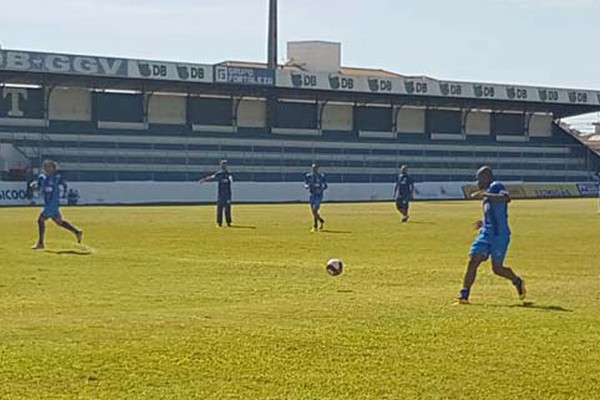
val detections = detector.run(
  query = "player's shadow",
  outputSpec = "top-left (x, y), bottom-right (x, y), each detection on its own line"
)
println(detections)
top-left (320, 229), bottom-right (352, 234)
top-left (45, 249), bottom-right (93, 256)
top-left (228, 225), bottom-right (257, 230)
top-left (511, 302), bottom-right (573, 312)
top-left (480, 302), bottom-right (573, 313)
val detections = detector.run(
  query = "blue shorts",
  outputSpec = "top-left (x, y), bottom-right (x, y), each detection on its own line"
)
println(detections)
top-left (41, 205), bottom-right (62, 220)
top-left (310, 194), bottom-right (323, 210)
top-left (470, 232), bottom-right (510, 264)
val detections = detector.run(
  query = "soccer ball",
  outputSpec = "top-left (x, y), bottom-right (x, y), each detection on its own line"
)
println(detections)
top-left (326, 259), bottom-right (344, 276)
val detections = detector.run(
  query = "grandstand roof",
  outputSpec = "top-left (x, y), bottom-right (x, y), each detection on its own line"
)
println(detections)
top-left (1, 48), bottom-right (599, 118)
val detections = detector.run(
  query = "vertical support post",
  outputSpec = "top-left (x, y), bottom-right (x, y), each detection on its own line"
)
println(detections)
top-left (267, 0), bottom-right (278, 70)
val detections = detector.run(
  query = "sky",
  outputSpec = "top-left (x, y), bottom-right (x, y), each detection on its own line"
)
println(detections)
top-left (1, 0), bottom-right (598, 129)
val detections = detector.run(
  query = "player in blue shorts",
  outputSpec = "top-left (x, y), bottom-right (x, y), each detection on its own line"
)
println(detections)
top-left (304, 164), bottom-right (328, 232)
top-left (458, 166), bottom-right (526, 304)
top-left (394, 165), bottom-right (415, 223)
top-left (31, 160), bottom-right (83, 250)
top-left (199, 159), bottom-right (233, 227)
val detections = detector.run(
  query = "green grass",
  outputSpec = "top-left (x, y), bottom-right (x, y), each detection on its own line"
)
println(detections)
top-left (1, 199), bottom-right (600, 399)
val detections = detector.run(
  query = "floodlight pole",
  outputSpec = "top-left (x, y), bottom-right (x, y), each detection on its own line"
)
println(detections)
top-left (267, 0), bottom-right (278, 70)
top-left (266, 0), bottom-right (278, 133)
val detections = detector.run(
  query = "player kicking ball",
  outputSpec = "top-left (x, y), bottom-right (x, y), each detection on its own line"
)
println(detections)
top-left (457, 166), bottom-right (526, 305)
top-left (304, 164), bottom-right (328, 232)
top-left (31, 160), bottom-right (83, 250)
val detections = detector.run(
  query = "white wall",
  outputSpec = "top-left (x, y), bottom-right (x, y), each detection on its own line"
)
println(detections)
top-left (466, 111), bottom-right (491, 135)
top-left (0, 181), bottom-right (467, 206)
top-left (397, 108), bottom-right (425, 134)
top-left (237, 99), bottom-right (267, 128)
top-left (49, 87), bottom-right (91, 121)
top-left (287, 41), bottom-right (341, 72)
top-left (529, 114), bottom-right (553, 137)
top-left (322, 103), bottom-right (353, 131)
top-left (148, 94), bottom-right (186, 125)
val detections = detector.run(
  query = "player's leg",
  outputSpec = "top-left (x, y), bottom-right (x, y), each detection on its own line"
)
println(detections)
top-left (395, 198), bottom-right (404, 214)
top-left (32, 214), bottom-right (48, 250)
top-left (491, 260), bottom-right (526, 300)
top-left (396, 198), bottom-right (408, 221)
top-left (224, 199), bottom-right (232, 227)
top-left (309, 195), bottom-right (318, 231)
top-left (490, 237), bottom-right (526, 299)
top-left (317, 211), bottom-right (325, 230)
top-left (216, 200), bottom-right (224, 227)
top-left (402, 199), bottom-right (410, 222)
top-left (315, 195), bottom-right (325, 229)
top-left (310, 208), bottom-right (319, 231)
top-left (52, 216), bottom-right (83, 243)
top-left (458, 234), bottom-right (491, 303)
top-left (458, 254), bottom-right (487, 303)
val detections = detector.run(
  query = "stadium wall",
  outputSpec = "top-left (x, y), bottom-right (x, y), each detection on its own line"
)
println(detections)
top-left (0, 181), bottom-right (595, 207)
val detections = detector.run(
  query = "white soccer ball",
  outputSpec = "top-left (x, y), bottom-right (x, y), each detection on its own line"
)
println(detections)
top-left (326, 259), bottom-right (344, 276)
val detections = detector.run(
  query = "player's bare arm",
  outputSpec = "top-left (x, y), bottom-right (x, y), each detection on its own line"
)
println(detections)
top-left (483, 192), bottom-right (511, 203)
top-left (198, 174), bottom-right (216, 184)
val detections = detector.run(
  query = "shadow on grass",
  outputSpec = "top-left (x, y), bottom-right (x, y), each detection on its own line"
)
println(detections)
top-left (471, 302), bottom-right (573, 313)
top-left (228, 225), bottom-right (257, 230)
top-left (319, 229), bottom-right (352, 234)
top-left (45, 249), bottom-right (94, 256)
top-left (511, 302), bottom-right (573, 312)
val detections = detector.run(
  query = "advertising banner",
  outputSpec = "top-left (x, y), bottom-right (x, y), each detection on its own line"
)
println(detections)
top-left (0, 182), bottom-right (34, 206)
top-left (462, 183), bottom-right (586, 199)
top-left (276, 70), bottom-right (600, 106)
top-left (3, 181), bottom-right (597, 207)
top-left (0, 50), bottom-right (128, 78)
top-left (521, 184), bottom-right (581, 199)
top-left (215, 66), bottom-right (275, 86)
top-left (576, 183), bottom-right (599, 198)
top-left (127, 60), bottom-right (212, 83)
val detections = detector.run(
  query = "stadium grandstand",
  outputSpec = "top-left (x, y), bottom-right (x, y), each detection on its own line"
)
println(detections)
top-left (1, 41), bottom-right (600, 185)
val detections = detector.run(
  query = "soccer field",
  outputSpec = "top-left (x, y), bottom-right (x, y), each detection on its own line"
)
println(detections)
top-left (1, 199), bottom-right (599, 399)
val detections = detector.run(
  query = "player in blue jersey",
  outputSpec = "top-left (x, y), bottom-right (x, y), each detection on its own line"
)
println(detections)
top-left (304, 164), bottom-right (328, 232)
top-left (394, 165), bottom-right (415, 223)
top-left (30, 160), bottom-right (83, 250)
top-left (458, 166), bottom-right (526, 304)
top-left (199, 160), bottom-right (233, 227)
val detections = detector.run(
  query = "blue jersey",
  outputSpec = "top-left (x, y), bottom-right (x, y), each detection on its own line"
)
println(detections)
top-left (395, 174), bottom-right (414, 199)
top-left (214, 170), bottom-right (232, 199)
top-left (38, 173), bottom-right (65, 208)
top-left (304, 172), bottom-right (328, 196)
top-left (482, 181), bottom-right (510, 236)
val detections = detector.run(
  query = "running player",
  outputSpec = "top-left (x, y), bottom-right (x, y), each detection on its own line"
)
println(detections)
top-left (31, 160), bottom-right (83, 250)
top-left (303, 164), bottom-right (328, 232)
top-left (458, 166), bottom-right (526, 304)
top-left (394, 165), bottom-right (414, 223)
top-left (199, 160), bottom-right (233, 227)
